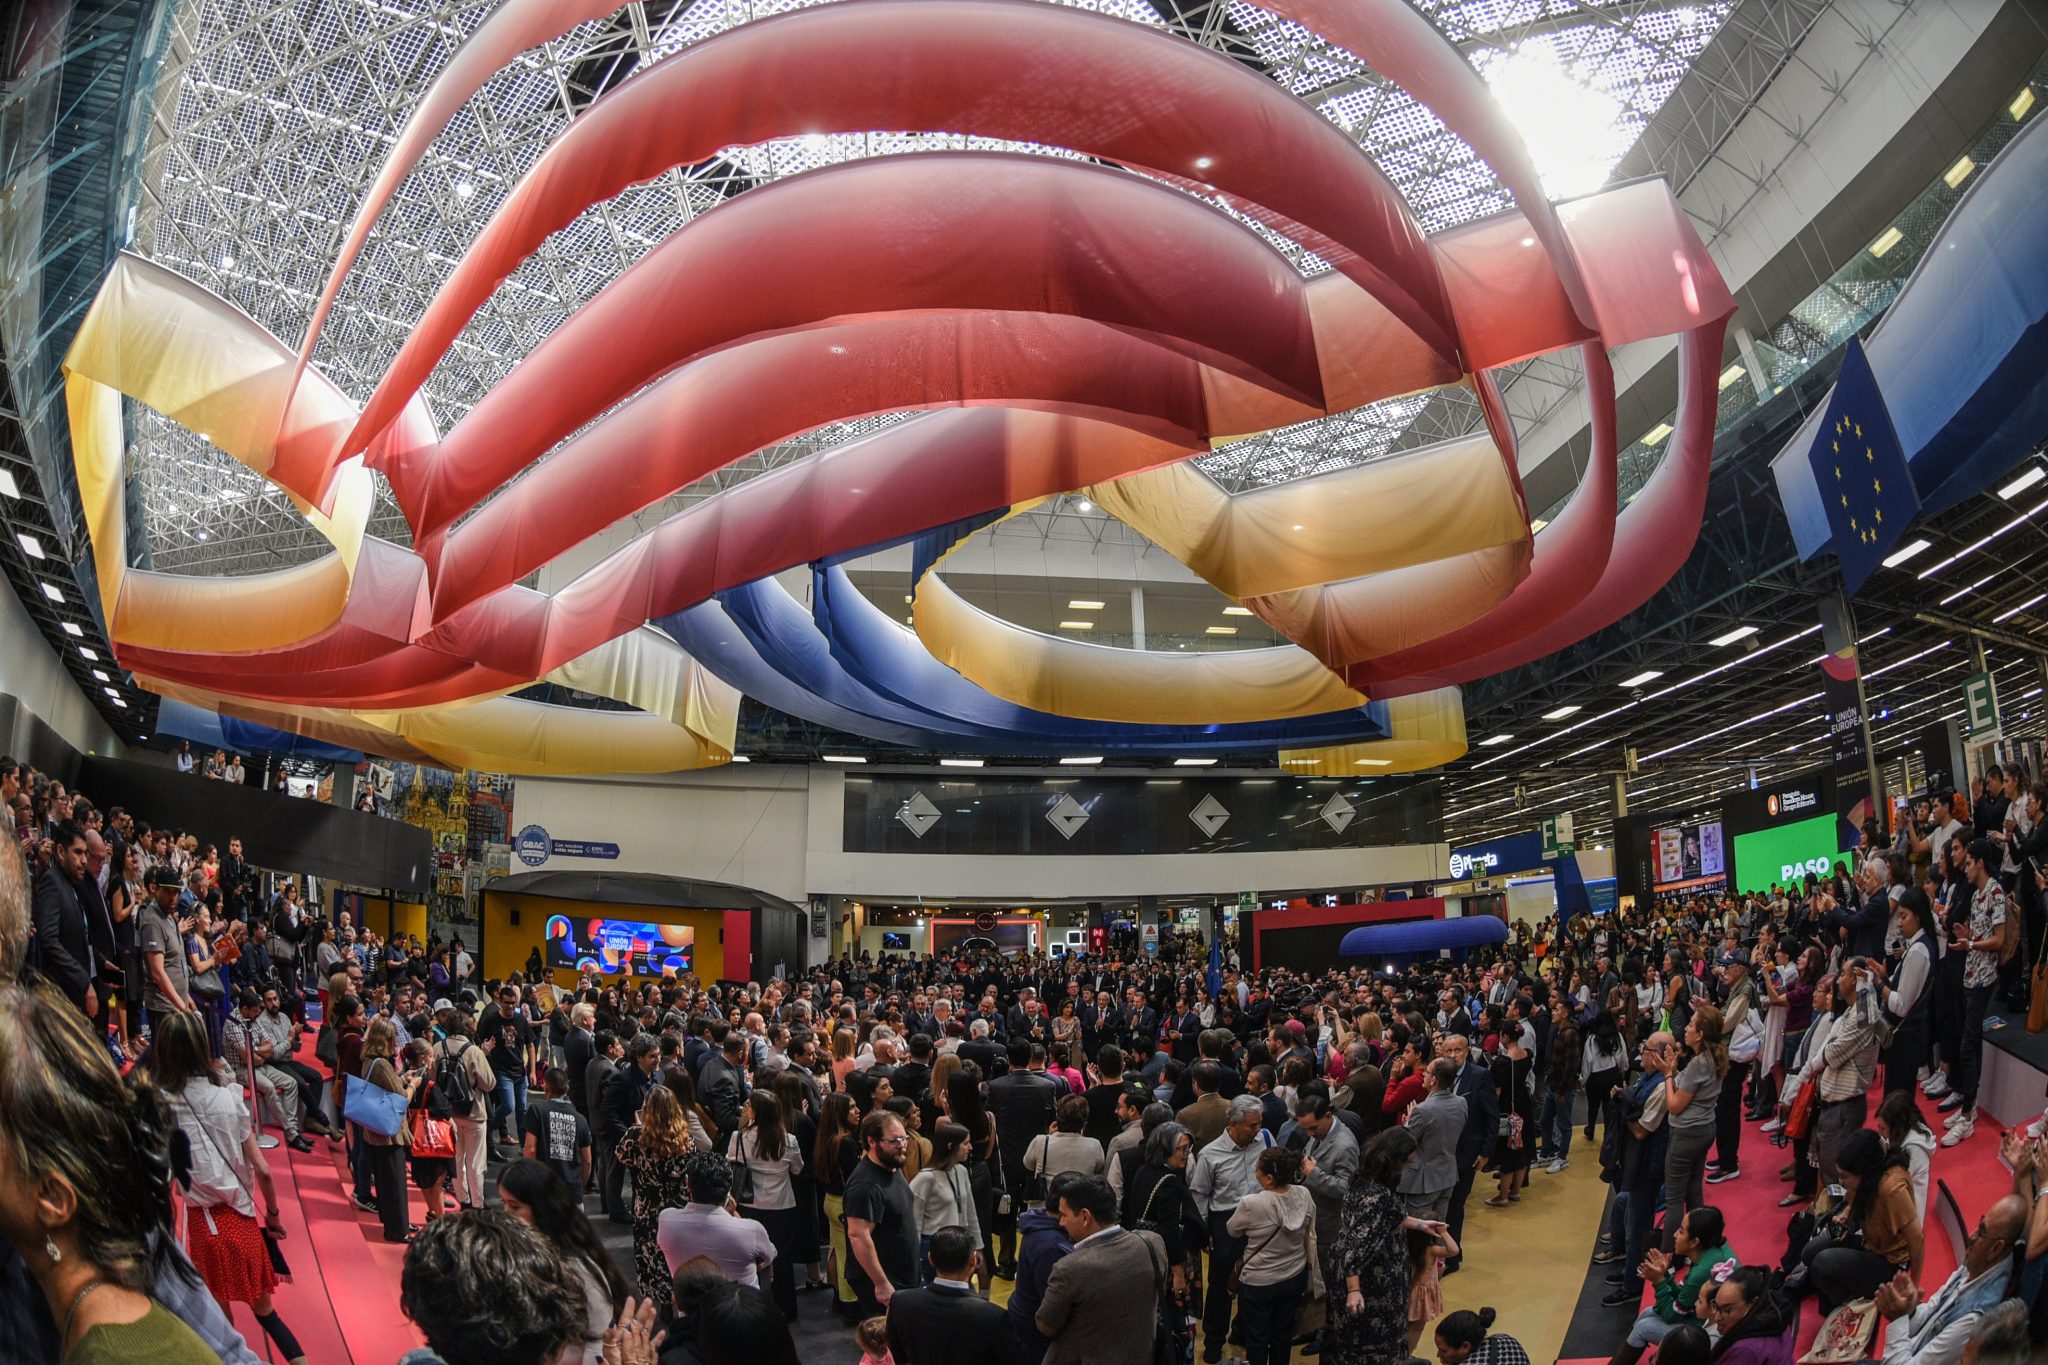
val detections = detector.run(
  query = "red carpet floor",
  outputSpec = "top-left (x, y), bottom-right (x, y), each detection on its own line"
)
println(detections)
top-left (205, 1038), bottom-right (428, 1364)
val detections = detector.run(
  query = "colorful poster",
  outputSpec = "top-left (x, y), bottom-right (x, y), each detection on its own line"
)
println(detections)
top-left (1656, 827), bottom-right (1684, 884)
top-left (1698, 822), bottom-right (1725, 878)
top-left (352, 762), bottom-right (515, 944)
top-left (548, 915), bottom-right (695, 977)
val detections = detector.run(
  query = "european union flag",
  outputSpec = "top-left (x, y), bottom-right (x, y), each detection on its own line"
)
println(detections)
top-left (1807, 336), bottom-right (1920, 596)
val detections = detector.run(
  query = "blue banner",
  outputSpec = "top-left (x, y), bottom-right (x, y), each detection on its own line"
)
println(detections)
top-left (1805, 337), bottom-right (1919, 595)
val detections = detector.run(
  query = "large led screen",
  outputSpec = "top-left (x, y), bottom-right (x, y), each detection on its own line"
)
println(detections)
top-left (1729, 815), bottom-right (1853, 894)
top-left (546, 915), bottom-right (695, 977)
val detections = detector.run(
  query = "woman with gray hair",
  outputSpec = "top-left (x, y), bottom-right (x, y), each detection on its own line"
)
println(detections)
top-left (1121, 1120), bottom-right (1201, 1306)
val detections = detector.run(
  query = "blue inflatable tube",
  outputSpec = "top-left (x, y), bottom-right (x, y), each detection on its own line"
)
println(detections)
top-left (1340, 915), bottom-right (1508, 960)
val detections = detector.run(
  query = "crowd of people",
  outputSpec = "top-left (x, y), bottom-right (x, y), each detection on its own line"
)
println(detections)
top-left (1, 747), bottom-right (2046, 1365)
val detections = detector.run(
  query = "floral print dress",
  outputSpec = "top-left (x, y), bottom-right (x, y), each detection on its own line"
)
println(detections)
top-left (612, 1125), bottom-right (695, 1313)
top-left (1324, 1181), bottom-right (1411, 1365)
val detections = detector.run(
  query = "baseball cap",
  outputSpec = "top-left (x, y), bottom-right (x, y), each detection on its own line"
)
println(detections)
top-left (1283, 1019), bottom-right (1307, 1037)
top-left (432, 998), bottom-right (454, 1013)
top-left (148, 864), bottom-right (183, 888)
top-left (1717, 951), bottom-right (1745, 969)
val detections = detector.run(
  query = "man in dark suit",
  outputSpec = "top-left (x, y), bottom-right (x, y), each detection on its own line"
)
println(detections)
top-left (598, 1033), bottom-right (656, 1222)
top-left (698, 1032), bottom-right (750, 1138)
top-left (1829, 857), bottom-right (1892, 962)
top-left (563, 1004), bottom-right (597, 1119)
top-left (987, 1039), bottom-right (1060, 1275)
top-left (1439, 1033), bottom-right (1497, 1271)
top-left (30, 821), bottom-right (94, 1018)
top-left (958, 1019), bottom-right (1007, 1080)
top-left (885, 1226), bottom-right (1020, 1365)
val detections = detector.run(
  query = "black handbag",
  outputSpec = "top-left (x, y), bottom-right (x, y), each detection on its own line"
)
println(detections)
top-left (727, 1131), bottom-right (758, 1205)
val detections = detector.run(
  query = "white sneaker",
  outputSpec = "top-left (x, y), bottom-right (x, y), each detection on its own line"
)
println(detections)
top-left (1941, 1115), bottom-right (1974, 1147)
top-left (1759, 1117), bottom-right (1784, 1134)
top-left (1923, 1073), bottom-right (1950, 1098)
top-left (1548, 1158), bottom-right (1568, 1174)
top-left (1945, 1106), bottom-right (1973, 1129)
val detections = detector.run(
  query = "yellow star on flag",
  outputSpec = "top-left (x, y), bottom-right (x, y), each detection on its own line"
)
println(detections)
top-left (1873, 479), bottom-right (1881, 494)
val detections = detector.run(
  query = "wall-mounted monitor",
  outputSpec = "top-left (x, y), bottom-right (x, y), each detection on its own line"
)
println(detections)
top-left (880, 932), bottom-right (911, 951)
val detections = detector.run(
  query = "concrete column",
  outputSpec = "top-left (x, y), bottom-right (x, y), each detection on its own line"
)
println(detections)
top-left (1130, 584), bottom-right (1147, 650)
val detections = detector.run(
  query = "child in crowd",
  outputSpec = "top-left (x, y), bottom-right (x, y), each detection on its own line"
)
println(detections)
top-left (1408, 1222), bottom-right (1461, 1350)
top-left (856, 1314), bottom-right (895, 1365)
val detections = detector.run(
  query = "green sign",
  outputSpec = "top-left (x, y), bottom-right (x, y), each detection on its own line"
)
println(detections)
top-left (1730, 814), bottom-right (1853, 894)
top-left (1538, 813), bottom-right (1575, 859)
top-left (1963, 670), bottom-right (2001, 741)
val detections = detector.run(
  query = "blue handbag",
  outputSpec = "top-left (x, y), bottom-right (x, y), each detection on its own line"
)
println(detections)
top-left (343, 1073), bottom-right (407, 1138)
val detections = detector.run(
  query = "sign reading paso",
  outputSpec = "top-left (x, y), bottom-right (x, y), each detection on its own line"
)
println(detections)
top-left (514, 824), bottom-right (620, 867)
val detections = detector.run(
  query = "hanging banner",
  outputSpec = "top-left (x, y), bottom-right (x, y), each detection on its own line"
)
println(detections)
top-left (1818, 597), bottom-right (1874, 850)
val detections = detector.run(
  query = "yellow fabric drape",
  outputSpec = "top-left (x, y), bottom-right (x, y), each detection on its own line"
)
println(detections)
top-left (1084, 430), bottom-right (1523, 599)
top-left (911, 573), bottom-right (1367, 724)
top-left (1277, 688), bottom-right (1468, 773)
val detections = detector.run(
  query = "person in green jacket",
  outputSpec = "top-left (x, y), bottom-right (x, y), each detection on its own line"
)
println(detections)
top-left (1607, 1207), bottom-right (1738, 1365)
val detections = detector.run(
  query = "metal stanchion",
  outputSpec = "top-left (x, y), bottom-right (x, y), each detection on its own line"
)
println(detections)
top-left (240, 1021), bottom-right (280, 1149)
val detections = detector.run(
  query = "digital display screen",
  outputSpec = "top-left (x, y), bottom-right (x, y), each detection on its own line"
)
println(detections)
top-left (1729, 815), bottom-right (1852, 894)
top-left (546, 916), bottom-right (695, 977)
top-left (1653, 821), bottom-right (1725, 887)
top-left (880, 932), bottom-right (911, 950)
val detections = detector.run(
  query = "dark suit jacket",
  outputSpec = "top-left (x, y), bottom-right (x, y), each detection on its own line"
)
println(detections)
top-left (585, 1056), bottom-right (618, 1126)
top-left (600, 1061), bottom-right (654, 1142)
top-left (988, 1071), bottom-right (1060, 1179)
top-left (31, 867), bottom-right (91, 1008)
top-left (564, 1028), bottom-right (596, 1114)
top-left (699, 1054), bottom-right (747, 1137)
top-left (886, 1282), bottom-right (1021, 1365)
top-left (1452, 1061), bottom-right (1499, 1169)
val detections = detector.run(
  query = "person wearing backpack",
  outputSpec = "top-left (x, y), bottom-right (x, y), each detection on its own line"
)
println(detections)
top-left (437, 1011), bottom-right (493, 1211)
top-left (1598, 1031), bottom-right (1674, 1309)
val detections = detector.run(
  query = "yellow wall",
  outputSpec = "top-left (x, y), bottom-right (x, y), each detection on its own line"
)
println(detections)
top-left (342, 894), bottom-right (428, 945)
top-left (479, 893), bottom-right (726, 986)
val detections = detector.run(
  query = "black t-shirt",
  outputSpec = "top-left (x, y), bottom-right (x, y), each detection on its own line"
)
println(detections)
top-left (524, 1098), bottom-right (590, 1186)
top-left (481, 1007), bottom-right (535, 1077)
top-left (841, 1157), bottom-right (919, 1295)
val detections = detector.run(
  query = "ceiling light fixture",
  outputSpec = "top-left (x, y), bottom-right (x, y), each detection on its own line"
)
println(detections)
top-left (16, 532), bottom-right (46, 559)
top-left (91, 669), bottom-right (109, 681)
top-left (728, 755), bottom-right (750, 763)
top-left (1717, 363), bottom-right (1746, 391)
top-left (1174, 758), bottom-right (1217, 766)
top-left (1708, 625), bottom-right (1758, 646)
top-left (1222, 606), bottom-right (1253, 616)
top-left (1059, 756), bottom-right (1103, 766)
top-left (1543, 706), bottom-right (1581, 720)
top-left (1619, 669), bottom-right (1664, 688)
top-left (940, 758), bottom-right (984, 768)
top-left (1868, 227), bottom-right (1904, 259)
top-left (1943, 155), bottom-right (1976, 188)
top-left (1478, 734), bottom-right (1515, 746)
top-left (1058, 620), bottom-right (1094, 631)
top-left (110, 697), bottom-right (126, 709)
top-left (1642, 422), bottom-right (1673, 445)
top-left (1992, 592), bottom-right (2046, 624)
top-left (2014, 87), bottom-right (2038, 120)
top-left (78, 646), bottom-right (97, 661)
top-left (1067, 599), bottom-right (1105, 610)
top-left (61, 623), bottom-right (83, 636)
top-left (1074, 499), bottom-right (1093, 513)
top-left (1998, 466), bottom-right (2044, 499)
top-left (1205, 625), bottom-right (1237, 635)
top-left (0, 469), bottom-right (18, 499)
top-left (1880, 538), bottom-right (1930, 568)
top-left (39, 582), bottom-right (62, 602)
top-left (1529, 518), bottom-right (1548, 533)
top-left (1353, 758), bottom-right (1394, 767)
top-left (821, 754), bottom-right (867, 763)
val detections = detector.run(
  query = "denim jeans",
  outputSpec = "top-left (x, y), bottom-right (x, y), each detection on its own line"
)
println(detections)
top-left (1611, 1187), bottom-right (1660, 1296)
top-left (1539, 1089), bottom-right (1574, 1160)
top-left (1237, 1267), bottom-right (1309, 1365)
top-left (492, 1070), bottom-right (528, 1144)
